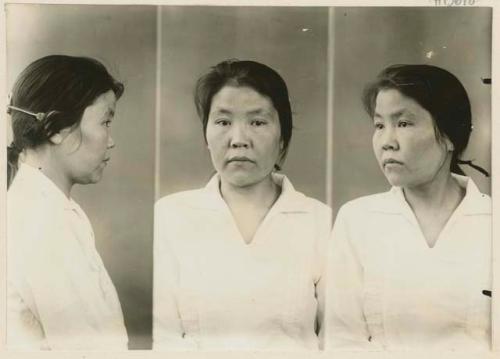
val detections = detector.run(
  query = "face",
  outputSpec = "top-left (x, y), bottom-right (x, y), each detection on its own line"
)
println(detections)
top-left (205, 85), bottom-right (282, 188)
top-left (56, 90), bottom-right (117, 185)
top-left (372, 89), bottom-right (452, 188)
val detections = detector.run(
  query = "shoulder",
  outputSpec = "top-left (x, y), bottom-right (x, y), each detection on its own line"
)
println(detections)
top-left (301, 195), bottom-right (332, 219)
top-left (458, 176), bottom-right (491, 214)
top-left (338, 191), bottom-right (393, 216)
top-left (8, 185), bottom-right (65, 253)
top-left (155, 188), bottom-right (207, 213)
top-left (279, 175), bottom-right (331, 215)
top-left (475, 190), bottom-right (491, 207)
top-left (8, 179), bottom-right (61, 226)
top-left (468, 188), bottom-right (491, 216)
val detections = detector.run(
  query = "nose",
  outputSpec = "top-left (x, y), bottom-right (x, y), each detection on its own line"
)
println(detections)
top-left (107, 135), bottom-right (115, 149)
top-left (229, 122), bottom-right (250, 149)
top-left (380, 126), bottom-right (399, 151)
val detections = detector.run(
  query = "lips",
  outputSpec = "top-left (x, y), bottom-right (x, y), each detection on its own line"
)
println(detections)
top-left (383, 158), bottom-right (403, 167)
top-left (227, 156), bottom-right (254, 164)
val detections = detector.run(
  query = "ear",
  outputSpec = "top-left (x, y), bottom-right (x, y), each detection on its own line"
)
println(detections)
top-left (48, 127), bottom-right (72, 145)
top-left (444, 137), bottom-right (454, 152)
top-left (49, 133), bottom-right (64, 145)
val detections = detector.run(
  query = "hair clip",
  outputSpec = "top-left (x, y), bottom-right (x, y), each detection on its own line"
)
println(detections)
top-left (7, 105), bottom-right (47, 121)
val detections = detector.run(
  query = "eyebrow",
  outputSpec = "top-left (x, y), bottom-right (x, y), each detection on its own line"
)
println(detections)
top-left (210, 108), bottom-right (232, 116)
top-left (246, 108), bottom-right (272, 116)
top-left (373, 109), bottom-right (415, 120)
top-left (210, 107), bottom-right (273, 117)
top-left (105, 108), bottom-right (115, 118)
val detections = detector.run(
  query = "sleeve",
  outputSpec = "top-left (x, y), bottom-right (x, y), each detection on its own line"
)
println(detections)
top-left (152, 200), bottom-right (196, 350)
top-left (19, 212), bottom-right (127, 350)
top-left (323, 204), bottom-right (375, 350)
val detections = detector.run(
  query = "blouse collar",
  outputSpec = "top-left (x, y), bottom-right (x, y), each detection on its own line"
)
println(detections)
top-left (191, 172), bottom-right (312, 213)
top-left (14, 162), bottom-right (79, 211)
top-left (384, 173), bottom-right (490, 216)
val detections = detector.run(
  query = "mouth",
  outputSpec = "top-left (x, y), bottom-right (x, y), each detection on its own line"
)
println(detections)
top-left (227, 156), bottom-right (255, 164)
top-left (383, 158), bottom-right (403, 167)
top-left (103, 157), bottom-right (111, 163)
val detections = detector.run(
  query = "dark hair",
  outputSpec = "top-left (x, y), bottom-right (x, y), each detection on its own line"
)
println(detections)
top-left (7, 55), bottom-right (124, 187)
top-left (362, 64), bottom-right (488, 177)
top-left (194, 59), bottom-right (293, 170)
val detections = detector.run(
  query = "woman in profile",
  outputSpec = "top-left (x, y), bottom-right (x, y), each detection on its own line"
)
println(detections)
top-left (7, 55), bottom-right (128, 350)
top-left (153, 60), bottom-right (331, 350)
top-left (325, 64), bottom-right (491, 350)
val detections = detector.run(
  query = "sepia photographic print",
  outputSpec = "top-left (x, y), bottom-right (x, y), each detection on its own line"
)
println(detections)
top-left (0, 0), bottom-right (498, 358)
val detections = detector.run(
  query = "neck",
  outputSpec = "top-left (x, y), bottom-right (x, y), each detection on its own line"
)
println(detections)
top-left (403, 165), bottom-right (463, 213)
top-left (220, 174), bottom-right (281, 211)
top-left (23, 147), bottom-right (73, 198)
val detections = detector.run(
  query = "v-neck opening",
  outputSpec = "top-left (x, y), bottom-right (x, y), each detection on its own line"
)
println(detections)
top-left (397, 189), bottom-right (468, 251)
top-left (215, 175), bottom-right (286, 247)
top-left (225, 193), bottom-right (284, 247)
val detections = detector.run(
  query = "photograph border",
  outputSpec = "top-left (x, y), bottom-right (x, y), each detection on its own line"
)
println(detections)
top-left (0, 0), bottom-right (498, 358)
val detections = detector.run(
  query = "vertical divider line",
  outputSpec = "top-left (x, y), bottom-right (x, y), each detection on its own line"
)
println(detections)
top-left (1, 2), bottom-right (8, 351)
top-left (323, 9), bottom-right (336, 350)
top-left (154, 5), bottom-right (162, 202)
top-left (491, 4), bottom-right (499, 352)
top-left (326, 7), bottom-right (335, 210)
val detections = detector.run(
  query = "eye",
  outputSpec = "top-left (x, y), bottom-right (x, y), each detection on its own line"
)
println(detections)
top-left (398, 120), bottom-right (412, 128)
top-left (103, 120), bottom-right (112, 128)
top-left (215, 119), bottom-right (231, 126)
top-left (373, 122), bottom-right (384, 130)
top-left (251, 119), bottom-right (267, 127)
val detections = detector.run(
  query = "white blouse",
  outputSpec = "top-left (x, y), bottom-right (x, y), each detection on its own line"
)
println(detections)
top-left (153, 174), bottom-right (332, 350)
top-left (324, 175), bottom-right (491, 350)
top-left (7, 163), bottom-right (128, 350)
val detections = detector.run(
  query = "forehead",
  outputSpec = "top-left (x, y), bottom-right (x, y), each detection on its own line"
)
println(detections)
top-left (374, 88), bottom-right (425, 116)
top-left (85, 90), bottom-right (117, 115)
top-left (79, 90), bottom-right (117, 126)
top-left (92, 90), bottom-right (117, 110)
top-left (210, 85), bottom-right (275, 114)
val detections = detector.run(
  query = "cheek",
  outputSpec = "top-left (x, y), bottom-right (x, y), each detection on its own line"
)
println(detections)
top-left (372, 133), bottom-right (381, 158)
top-left (80, 127), bottom-right (108, 153)
top-left (206, 131), bottom-right (227, 164)
top-left (414, 133), bottom-right (442, 157)
top-left (406, 133), bottom-right (445, 171)
top-left (206, 131), bottom-right (222, 152)
top-left (262, 132), bottom-right (281, 158)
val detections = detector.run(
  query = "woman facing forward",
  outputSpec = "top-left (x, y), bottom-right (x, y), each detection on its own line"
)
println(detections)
top-left (325, 64), bottom-right (491, 350)
top-left (7, 55), bottom-right (128, 350)
top-left (153, 60), bottom-right (331, 350)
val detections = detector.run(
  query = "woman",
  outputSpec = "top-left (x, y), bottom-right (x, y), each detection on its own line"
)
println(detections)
top-left (325, 64), bottom-right (491, 350)
top-left (153, 60), bottom-right (332, 350)
top-left (7, 55), bottom-right (128, 350)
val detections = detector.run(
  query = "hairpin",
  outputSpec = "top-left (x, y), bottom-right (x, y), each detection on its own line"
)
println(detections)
top-left (7, 105), bottom-right (47, 121)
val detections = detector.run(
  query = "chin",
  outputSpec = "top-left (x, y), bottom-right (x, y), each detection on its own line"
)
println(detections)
top-left (384, 174), bottom-right (407, 188)
top-left (228, 178), bottom-right (257, 188)
top-left (223, 173), bottom-right (262, 188)
top-left (76, 172), bottom-right (104, 185)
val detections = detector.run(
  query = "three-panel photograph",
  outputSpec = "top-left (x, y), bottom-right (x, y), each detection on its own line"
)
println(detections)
top-left (2, 1), bottom-right (496, 356)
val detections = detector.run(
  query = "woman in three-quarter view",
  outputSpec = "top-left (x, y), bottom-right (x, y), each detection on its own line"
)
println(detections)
top-left (153, 60), bottom-right (331, 350)
top-left (7, 55), bottom-right (128, 350)
top-left (325, 64), bottom-right (491, 350)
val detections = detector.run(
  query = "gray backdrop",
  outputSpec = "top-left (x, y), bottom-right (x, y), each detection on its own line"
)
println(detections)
top-left (158, 6), bottom-right (329, 202)
top-left (6, 4), bottom-right (156, 349)
top-left (331, 7), bottom-right (491, 216)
